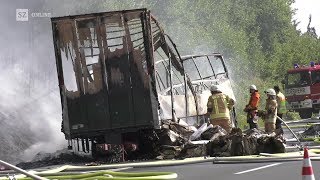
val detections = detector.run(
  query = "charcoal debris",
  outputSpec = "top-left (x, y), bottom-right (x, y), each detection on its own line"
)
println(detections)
top-left (206, 135), bottom-right (231, 157)
top-left (159, 123), bottom-right (286, 158)
top-left (257, 135), bottom-right (285, 153)
top-left (201, 125), bottom-right (227, 140)
top-left (179, 144), bottom-right (207, 158)
top-left (244, 128), bottom-right (265, 137)
top-left (158, 129), bottom-right (180, 146)
top-left (156, 145), bottom-right (182, 160)
top-left (303, 124), bottom-right (320, 136)
top-left (16, 149), bottom-right (93, 169)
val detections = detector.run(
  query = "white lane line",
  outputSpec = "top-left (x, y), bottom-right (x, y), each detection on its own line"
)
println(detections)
top-left (234, 163), bottom-right (282, 175)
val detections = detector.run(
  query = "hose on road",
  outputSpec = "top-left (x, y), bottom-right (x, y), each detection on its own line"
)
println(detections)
top-left (0, 160), bottom-right (48, 180)
top-left (1, 149), bottom-right (320, 179)
top-left (5, 171), bottom-right (178, 180)
top-left (0, 160), bottom-right (177, 180)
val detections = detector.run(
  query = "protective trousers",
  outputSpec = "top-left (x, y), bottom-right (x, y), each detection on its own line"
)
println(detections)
top-left (265, 122), bottom-right (275, 133)
top-left (247, 111), bottom-right (258, 129)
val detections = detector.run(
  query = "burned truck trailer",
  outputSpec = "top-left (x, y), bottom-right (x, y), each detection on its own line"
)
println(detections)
top-left (51, 9), bottom-right (236, 156)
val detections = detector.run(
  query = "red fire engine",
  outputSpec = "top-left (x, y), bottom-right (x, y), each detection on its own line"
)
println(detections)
top-left (284, 62), bottom-right (320, 119)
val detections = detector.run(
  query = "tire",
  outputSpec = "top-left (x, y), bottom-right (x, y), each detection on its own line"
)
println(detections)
top-left (299, 110), bottom-right (313, 119)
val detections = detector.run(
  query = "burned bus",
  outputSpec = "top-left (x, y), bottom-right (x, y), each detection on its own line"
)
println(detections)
top-left (51, 9), bottom-right (236, 157)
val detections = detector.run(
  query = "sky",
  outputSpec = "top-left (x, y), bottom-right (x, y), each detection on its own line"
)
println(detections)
top-left (292, 0), bottom-right (320, 34)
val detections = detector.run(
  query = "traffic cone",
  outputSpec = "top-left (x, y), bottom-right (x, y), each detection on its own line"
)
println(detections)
top-left (302, 148), bottom-right (315, 180)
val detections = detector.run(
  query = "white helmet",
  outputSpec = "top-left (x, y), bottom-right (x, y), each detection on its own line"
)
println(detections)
top-left (249, 84), bottom-right (257, 90)
top-left (265, 88), bottom-right (276, 96)
top-left (210, 85), bottom-right (222, 92)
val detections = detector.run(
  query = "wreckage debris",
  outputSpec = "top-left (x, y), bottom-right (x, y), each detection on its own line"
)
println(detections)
top-left (179, 144), bottom-right (207, 158)
top-left (257, 135), bottom-right (285, 154)
top-left (201, 125), bottom-right (227, 140)
top-left (206, 135), bottom-right (231, 157)
top-left (303, 124), bottom-right (320, 136)
top-left (156, 146), bottom-right (182, 160)
top-left (156, 122), bottom-right (285, 159)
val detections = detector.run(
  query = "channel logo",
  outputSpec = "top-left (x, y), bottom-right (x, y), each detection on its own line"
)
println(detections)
top-left (16, 9), bottom-right (29, 21)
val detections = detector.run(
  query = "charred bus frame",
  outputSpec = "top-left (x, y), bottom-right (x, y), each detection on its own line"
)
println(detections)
top-left (51, 8), bottom-right (236, 155)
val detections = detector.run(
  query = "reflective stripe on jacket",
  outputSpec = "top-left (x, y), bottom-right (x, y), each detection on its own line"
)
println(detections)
top-left (276, 92), bottom-right (286, 114)
top-left (207, 93), bottom-right (231, 120)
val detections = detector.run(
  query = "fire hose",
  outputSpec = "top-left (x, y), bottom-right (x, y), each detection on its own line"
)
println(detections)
top-left (0, 160), bottom-right (177, 180)
top-left (2, 154), bottom-right (320, 179)
top-left (0, 160), bottom-right (47, 180)
top-left (276, 115), bottom-right (303, 150)
top-left (256, 110), bottom-right (303, 149)
top-left (1, 149), bottom-right (320, 180)
top-left (6, 171), bottom-right (178, 180)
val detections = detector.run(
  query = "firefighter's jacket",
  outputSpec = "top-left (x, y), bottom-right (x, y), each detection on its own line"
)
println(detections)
top-left (264, 99), bottom-right (278, 123)
top-left (245, 91), bottom-right (260, 111)
top-left (276, 92), bottom-right (286, 114)
top-left (207, 93), bottom-right (234, 120)
top-left (244, 91), bottom-right (260, 119)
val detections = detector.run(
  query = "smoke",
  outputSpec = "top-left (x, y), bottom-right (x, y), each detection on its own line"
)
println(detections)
top-left (0, 0), bottom-right (62, 163)
top-left (0, 0), bottom-right (128, 163)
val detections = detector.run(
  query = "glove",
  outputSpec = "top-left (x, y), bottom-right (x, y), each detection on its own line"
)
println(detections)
top-left (244, 105), bottom-right (249, 112)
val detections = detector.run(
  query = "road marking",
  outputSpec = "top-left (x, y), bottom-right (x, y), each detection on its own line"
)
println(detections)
top-left (234, 163), bottom-right (282, 175)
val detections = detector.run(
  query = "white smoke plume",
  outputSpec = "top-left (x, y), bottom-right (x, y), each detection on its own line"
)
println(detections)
top-left (0, 0), bottom-right (128, 163)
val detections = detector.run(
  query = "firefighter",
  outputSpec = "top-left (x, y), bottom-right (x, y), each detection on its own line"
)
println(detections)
top-left (207, 85), bottom-right (235, 133)
top-left (263, 88), bottom-right (278, 133)
top-left (274, 85), bottom-right (286, 130)
top-left (244, 85), bottom-right (260, 129)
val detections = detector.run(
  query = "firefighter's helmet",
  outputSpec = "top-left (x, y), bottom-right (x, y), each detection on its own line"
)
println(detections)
top-left (249, 84), bottom-right (257, 91)
top-left (210, 85), bottom-right (222, 92)
top-left (265, 88), bottom-right (276, 96)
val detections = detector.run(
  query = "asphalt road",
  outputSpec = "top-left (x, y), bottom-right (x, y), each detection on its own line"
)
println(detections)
top-left (126, 161), bottom-right (320, 180)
